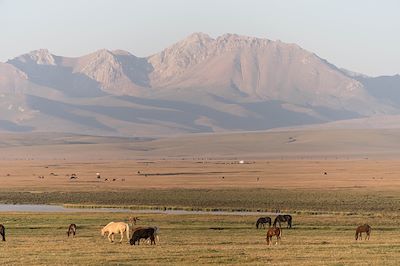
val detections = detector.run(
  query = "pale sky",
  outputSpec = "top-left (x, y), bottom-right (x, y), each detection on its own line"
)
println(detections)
top-left (1, 0), bottom-right (399, 76)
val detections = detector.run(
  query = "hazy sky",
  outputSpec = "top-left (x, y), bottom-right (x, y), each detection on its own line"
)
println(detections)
top-left (1, 0), bottom-right (399, 76)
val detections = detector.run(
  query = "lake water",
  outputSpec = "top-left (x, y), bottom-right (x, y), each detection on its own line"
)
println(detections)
top-left (0, 204), bottom-right (279, 216)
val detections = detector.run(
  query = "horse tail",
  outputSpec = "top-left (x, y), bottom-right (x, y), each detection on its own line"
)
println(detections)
top-left (355, 231), bottom-right (358, 240)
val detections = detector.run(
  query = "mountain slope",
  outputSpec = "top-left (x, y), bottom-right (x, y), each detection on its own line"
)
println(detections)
top-left (2, 33), bottom-right (399, 136)
top-left (356, 75), bottom-right (400, 107)
top-left (148, 33), bottom-right (386, 116)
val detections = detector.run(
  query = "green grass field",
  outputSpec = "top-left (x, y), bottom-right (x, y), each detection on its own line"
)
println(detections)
top-left (0, 188), bottom-right (399, 213)
top-left (0, 212), bottom-right (399, 265)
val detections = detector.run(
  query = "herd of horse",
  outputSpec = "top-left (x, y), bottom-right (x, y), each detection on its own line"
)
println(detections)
top-left (0, 216), bottom-right (371, 245)
top-left (256, 214), bottom-right (293, 229)
top-left (255, 215), bottom-right (372, 245)
top-left (256, 215), bottom-right (292, 245)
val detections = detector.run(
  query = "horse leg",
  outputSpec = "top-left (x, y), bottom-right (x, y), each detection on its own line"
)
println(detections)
top-left (108, 232), bottom-right (113, 242)
top-left (120, 231), bottom-right (124, 243)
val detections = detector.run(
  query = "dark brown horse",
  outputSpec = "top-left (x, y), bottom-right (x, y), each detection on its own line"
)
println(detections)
top-left (266, 227), bottom-right (281, 245)
top-left (256, 217), bottom-right (272, 229)
top-left (273, 214), bottom-right (292, 229)
top-left (67, 224), bottom-right (77, 237)
top-left (0, 224), bottom-right (5, 241)
top-left (355, 224), bottom-right (371, 240)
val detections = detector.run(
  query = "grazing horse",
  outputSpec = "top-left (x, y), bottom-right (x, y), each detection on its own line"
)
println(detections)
top-left (128, 216), bottom-right (140, 226)
top-left (67, 224), bottom-right (77, 237)
top-left (0, 224), bottom-right (5, 241)
top-left (256, 217), bottom-right (272, 229)
top-left (355, 224), bottom-right (372, 240)
top-left (130, 227), bottom-right (157, 245)
top-left (101, 222), bottom-right (130, 243)
top-left (273, 214), bottom-right (292, 229)
top-left (266, 227), bottom-right (281, 245)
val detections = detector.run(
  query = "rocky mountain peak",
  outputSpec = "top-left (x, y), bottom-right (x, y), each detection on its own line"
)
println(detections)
top-left (78, 49), bottom-right (123, 86)
top-left (14, 49), bottom-right (57, 65)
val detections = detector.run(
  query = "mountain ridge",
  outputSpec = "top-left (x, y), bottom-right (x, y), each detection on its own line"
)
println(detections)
top-left (1, 33), bottom-right (399, 136)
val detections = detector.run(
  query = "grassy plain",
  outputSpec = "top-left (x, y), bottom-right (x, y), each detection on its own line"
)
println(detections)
top-left (1, 128), bottom-right (400, 265)
top-left (0, 212), bottom-right (399, 265)
top-left (0, 158), bottom-right (399, 264)
top-left (0, 159), bottom-right (399, 213)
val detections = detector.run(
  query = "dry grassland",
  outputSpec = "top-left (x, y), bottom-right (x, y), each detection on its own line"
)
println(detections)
top-left (0, 158), bottom-right (399, 265)
top-left (0, 212), bottom-right (399, 265)
top-left (0, 159), bottom-right (399, 191)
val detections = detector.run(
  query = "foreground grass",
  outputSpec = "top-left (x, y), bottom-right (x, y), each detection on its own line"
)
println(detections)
top-left (0, 212), bottom-right (399, 265)
top-left (0, 189), bottom-right (399, 213)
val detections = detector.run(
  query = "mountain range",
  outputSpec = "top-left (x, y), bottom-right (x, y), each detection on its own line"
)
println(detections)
top-left (1, 32), bottom-right (399, 136)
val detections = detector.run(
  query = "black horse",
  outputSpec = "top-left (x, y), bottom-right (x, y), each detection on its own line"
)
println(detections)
top-left (256, 217), bottom-right (272, 229)
top-left (273, 214), bottom-right (292, 229)
top-left (0, 224), bottom-right (5, 241)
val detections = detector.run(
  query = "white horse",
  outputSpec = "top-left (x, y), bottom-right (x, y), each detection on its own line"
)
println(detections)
top-left (101, 222), bottom-right (130, 243)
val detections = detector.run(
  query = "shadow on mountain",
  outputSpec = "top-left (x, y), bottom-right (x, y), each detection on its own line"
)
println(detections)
top-left (26, 95), bottom-right (115, 131)
top-left (9, 60), bottom-right (107, 98)
top-left (358, 75), bottom-right (400, 106)
top-left (24, 94), bottom-right (358, 135)
top-left (0, 120), bottom-right (34, 132)
top-left (119, 96), bottom-right (323, 130)
top-left (240, 101), bottom-right (323, 128)
top-left (312, 106), bottom-right (362, 120)
top-left (114, 53), bottom-right (153, 87)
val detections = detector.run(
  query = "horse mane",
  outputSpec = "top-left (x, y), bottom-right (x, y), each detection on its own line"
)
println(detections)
top-left (105, 221), bottom-right (115, 227)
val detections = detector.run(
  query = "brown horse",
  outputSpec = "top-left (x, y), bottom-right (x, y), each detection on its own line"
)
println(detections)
top-left (266, 227), bottom-right (281, 245)
top-left (128, 216), bottom-right (140, 227)
top-left (0, 224), bottom-right (5, 241)
top-left (67, 224), bottom-right (77, 237)
top-left (355, 224), bottom-right (371, 240)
